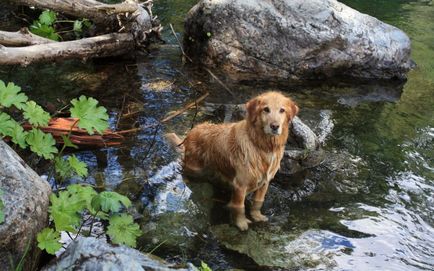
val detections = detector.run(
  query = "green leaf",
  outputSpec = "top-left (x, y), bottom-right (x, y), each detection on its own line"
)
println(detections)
top-left (66, 184), bottom-right (97, 211)
top-left (61, 135), bottom-right (78, 149)
top-left (23, 101), bottom-right (50, 127)
top-left (73, 20), bottom-right (83, 33)
top-left (107, 214), bottom-right (141, 247)
top-left (0, 112), bottom-right (15, 137)
top-left (199, 261), bottom-right (212, 271)
top-left (82, 19), bottom-right (92, 28)
top-left (26, 128), bottom-right (58, 159)
top-left (0, 80), bottom-right (28, 109)
top-left (39, 10), bottom-right (57, 26)
top-left (0, 113), bottom-right (28, 148)
top-left (37, 228), bottom-right (62, 255)
top-left (70, 96), bottom-right (109, 135)
top-left (30, 22), bottom-right (60, 41)
top-left (9, 122), bottom-right (28, 149)
top-left (91, 191), bottom-right (131, 213)
top-left (54, 157), bottom-right (72, 179)
top-left (68, 155), bottom-right (88, 177)
top-left (49, 191), bottom-right (84, 232)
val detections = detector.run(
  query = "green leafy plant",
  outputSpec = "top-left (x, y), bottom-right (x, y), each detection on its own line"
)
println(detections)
top-left (30, 10), bottom-right (60, 41)
top-left (0, 79), bottom-right (108, 182)
top-left (197, 261), bottom-right (212, 271)
top-left (70, 96), bottom-right (109, 135)
top-left (1, 80), bottom-right (141, 255)
top-left (37, 184), bottom-right (141, 255)
top-left (30, 10), bottom-right (92, 41)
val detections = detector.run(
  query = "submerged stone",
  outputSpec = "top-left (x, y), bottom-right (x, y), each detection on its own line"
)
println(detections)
top-left (211, 224), bottom-right (343, 269)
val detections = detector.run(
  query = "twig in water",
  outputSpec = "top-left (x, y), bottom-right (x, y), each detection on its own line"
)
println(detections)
top-left (148, 240), bottom-right (167, 254)
top-left (204, 67), bottom-right (235, 97)
top-left (115, 94), bottom-right (126, 130)
top-left (169, 24), bottom-right (192, 63)
top-left (169, 24), bottom-right (235, 97)
top-left (160, 92), bottom-right (209, 123)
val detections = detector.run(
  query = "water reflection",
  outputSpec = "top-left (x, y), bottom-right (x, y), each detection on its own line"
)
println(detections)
top-left (0, 0), bottom-right (433, 270)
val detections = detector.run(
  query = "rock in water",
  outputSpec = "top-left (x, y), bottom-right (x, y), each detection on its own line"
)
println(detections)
top-left (184, 0), bottom-right (413, 81)
top-left (43, 237), bottom-right (194, 271)
top-left (0, 140), bottom-right (51, 271)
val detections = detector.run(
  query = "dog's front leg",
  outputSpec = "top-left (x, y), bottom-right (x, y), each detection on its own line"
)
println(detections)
top-left (250, 181), bottom-right (270, 222)
top-left (228, 184), bottom-right (251, 231)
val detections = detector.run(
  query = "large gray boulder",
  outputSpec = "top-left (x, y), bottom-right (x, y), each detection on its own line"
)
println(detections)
top-left (0, 140), bottom-right (51, 270)
top-left (184, 0), bottom-right (413, 81)
top-left (43, 237), bottom-right (194, 271)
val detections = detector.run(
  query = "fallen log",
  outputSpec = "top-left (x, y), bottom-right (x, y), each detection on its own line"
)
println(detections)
top-left (23, 118), bottom-right (124, 147)
top-left (0, 33), bottom-right (135, 66)
top-left (0, 28), bottom-right (54, 46)
top-left (8, 0), bottom-right (140, 24)
top-left (1, 0), bottom-right (161, 65)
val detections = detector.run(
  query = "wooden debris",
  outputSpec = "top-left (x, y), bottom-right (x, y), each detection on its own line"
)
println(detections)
top-left (22, 118), bottom-right (124, 147)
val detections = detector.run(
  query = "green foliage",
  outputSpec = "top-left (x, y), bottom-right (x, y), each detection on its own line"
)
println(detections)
top-left (68, 155), bottom-right (88, 177)
top-left (198, 261), bottom-right (212, 271)
top-left (26, 128), bottom-right (58, 159)
top-left (0, 81), bottom-right (28, 109)
top-left (0, 112), bottom-right (15, 137)
top-left (60, 135), bottom-right (78, 149)
top-left (39, 10), bottom-right (57, 26)
top-left (36, 228), bottom-right (62, 255)
top-left (0, 80), bottom-right (103, 182)
top-left (107, 214), bottom-right (141, 247)
top-left (49, 190), bottom-right (84, 232)
top-left (30, 10), bottom-right (60, 41)
top-left (30, 10), bottom-right (92, 41)
top-left (0, 79), bottom-right (135, 257)
top-left (70, 96), bottom-right (109, 135)
top-left (30, 23), bottom-right (60, 41)
top-left (91, 191), bottom-right (131, 213)
top-left (39, 185), bottom-right (140, 255)
top-left (23, 101), bottom-right (50, 127)
top-left (54, 155), bottom-right (89, 179)
top-left (9, 122), bottom-right (28, 149)
top-left (0, 112), bottom-right (28, 148)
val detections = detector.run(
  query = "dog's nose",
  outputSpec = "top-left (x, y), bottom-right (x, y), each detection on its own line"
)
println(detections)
top-left (270, 124), bottom-right (279, 131)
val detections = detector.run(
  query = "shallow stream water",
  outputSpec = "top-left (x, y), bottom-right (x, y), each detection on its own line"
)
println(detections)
top-left (0, 0), bottom-right (433, 270)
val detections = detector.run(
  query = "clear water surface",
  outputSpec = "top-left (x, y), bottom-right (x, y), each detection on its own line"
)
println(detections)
top-left (0, 0), bottom-right (433, 270)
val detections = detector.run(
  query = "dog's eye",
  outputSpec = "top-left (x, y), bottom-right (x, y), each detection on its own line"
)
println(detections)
top-left (279, 108), bottom-right (285, 113)
top-left (263, 107), bottom-right (270, 113)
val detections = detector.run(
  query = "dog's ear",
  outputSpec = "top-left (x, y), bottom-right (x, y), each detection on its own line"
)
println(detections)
top-left (286, 99), bottom-right (299, 121)
top-left (246, 97), bottom-right (260, 123)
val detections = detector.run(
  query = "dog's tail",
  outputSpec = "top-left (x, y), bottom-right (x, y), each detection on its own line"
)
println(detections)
top-left (165, 133), bottom-right (185, 153)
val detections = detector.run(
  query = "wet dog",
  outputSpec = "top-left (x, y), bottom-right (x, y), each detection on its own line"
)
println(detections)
top-left (166, 91), bottom-right (299, 230)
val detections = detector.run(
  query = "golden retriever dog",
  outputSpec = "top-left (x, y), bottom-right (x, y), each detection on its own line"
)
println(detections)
top-left (166, 91), bottom-right (299, 230)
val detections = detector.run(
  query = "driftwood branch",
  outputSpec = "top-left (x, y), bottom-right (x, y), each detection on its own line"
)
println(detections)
top-left (7, 0), bottom-right (139, 24)
top-left (0, 33), bottom-right (135, 66)
top-left (1, 0), bottom-right (160, 65)
top-left (0, 28), bottom-right (54, 46)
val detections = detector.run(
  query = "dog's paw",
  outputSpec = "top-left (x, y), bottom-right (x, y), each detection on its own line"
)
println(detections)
top-left (250, 211), bottom-right (269, 222)
top-left (235, 217), bottom-right (250, 231)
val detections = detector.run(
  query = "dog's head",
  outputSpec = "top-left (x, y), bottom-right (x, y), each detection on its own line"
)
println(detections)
top-left (246, 91), bottom-right (299, 136)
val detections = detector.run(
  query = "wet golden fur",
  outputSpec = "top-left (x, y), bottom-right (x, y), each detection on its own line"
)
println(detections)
top-left (166, 91), bottom-right (299, 230)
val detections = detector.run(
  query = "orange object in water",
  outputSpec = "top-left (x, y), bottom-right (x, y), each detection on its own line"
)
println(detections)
top-left (22, 118), bottom-right (124, 147)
